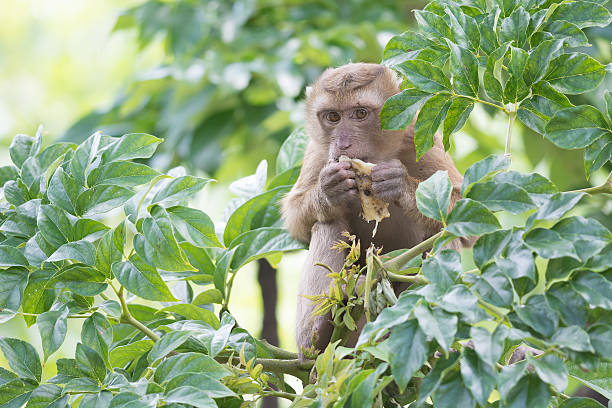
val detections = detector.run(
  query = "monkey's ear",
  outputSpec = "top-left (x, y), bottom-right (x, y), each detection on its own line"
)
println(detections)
top-left (306, 86), bottom-right (313, 97)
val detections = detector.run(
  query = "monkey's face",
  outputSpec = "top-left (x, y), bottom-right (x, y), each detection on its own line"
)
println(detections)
top-left (306, 63), bottom-right (405, 163)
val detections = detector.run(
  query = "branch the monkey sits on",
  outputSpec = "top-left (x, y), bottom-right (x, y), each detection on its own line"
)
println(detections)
top-left (282, 63), bottom-right (472, 358)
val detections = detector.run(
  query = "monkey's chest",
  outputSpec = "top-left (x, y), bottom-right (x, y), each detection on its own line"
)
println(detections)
top-left (351, 204), bottom-right (424, 253)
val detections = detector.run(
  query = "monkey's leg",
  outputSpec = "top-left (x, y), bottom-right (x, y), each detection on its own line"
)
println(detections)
top-left (296, 221), bottom-right (348, 359)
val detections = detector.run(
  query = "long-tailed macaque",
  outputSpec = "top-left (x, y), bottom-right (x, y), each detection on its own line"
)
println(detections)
top-left (282, 63), bottom-right (469, 357)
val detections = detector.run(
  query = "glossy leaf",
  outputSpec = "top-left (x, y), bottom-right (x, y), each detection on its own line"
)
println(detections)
top-left (112, 258), bottom-right (177, 302)
top-left (414, 93), bottom-right (452, 159)
top-left (37, 309), bottom-right (68, 361)
top-left (0, 337), bottom-right (42, 382)
top-left (380, 89), bottom-right (430, 130)
top-left (446, 199), bottom-right (501, 236)
top-left (415, 170), bottom-right (452, 222)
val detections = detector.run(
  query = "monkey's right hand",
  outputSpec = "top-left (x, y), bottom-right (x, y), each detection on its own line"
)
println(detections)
top-left (318, 161), bottom-right (359, 210)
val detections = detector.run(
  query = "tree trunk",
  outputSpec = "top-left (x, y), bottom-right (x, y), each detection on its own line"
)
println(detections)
top-left (257, 259), bottom-right (279, 408)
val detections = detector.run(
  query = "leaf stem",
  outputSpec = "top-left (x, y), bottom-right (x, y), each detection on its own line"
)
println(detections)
top-left (569, 172), bottom-right (612, 195)
top-left (116, 284), bottom-right (161, 342)
top-left (261, 391), bottom-right (298, 401)
top-left (382, 230), bottom-right (443, 271)
top-left (259, 340), bottom-right (299, 360)
top-left (219, 356), bottom-right (313, 384)
top-left (387, 272), bottom-right (427, 284)
top-left (453, 93), bottom-right (508, 113)
top-left (505, 111), bottom-right (516, 158)
top-left (364, 246), bottom-right (375, 322)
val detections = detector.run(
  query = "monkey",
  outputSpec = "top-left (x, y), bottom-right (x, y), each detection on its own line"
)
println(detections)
top-left (281, 63), bottom-right (471, 358)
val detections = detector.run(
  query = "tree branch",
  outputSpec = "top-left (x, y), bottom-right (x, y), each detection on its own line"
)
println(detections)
top-left (219, 356), bottom-right (313, 384)
top-left (382, 230), bottom-right (443, 271)
top-left (570, 172), bottom-right (612, 195)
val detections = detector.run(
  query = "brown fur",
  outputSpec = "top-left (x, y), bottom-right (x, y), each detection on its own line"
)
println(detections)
top-left (282, 63), bottom-right (470, 357)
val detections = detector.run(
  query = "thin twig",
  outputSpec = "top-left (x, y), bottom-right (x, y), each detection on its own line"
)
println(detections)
top-left (569, 172), bottom-right (612, 195)
top-left (382, 230), bottom-right (443, 272)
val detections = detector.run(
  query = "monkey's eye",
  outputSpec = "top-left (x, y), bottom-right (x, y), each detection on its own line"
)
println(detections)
top-left (354, 108), bottom-right (368, 120)
top-left (326, 111), bottom-right (341, 123)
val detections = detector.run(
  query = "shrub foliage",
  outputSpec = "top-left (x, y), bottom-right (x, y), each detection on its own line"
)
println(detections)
top-left (1, 0), bottom-right (612, 407)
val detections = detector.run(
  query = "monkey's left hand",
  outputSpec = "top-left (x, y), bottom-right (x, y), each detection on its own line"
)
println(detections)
top-left (371, 159), bottom-right (416, 207)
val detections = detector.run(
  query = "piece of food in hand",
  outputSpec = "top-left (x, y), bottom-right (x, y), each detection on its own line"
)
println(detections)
top-left (339, 155), bottom-right (390, 236)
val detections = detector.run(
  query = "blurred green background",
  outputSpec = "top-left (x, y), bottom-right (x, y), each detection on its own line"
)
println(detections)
top-left (1, 0), bottom-right (611, 388)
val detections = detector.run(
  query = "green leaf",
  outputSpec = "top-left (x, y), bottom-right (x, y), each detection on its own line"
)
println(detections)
top-left (0, 245), bottom-right (28, 267)
top-left (75, 343), bottom-right (106, 382)
top-left (414, 10), bottom-right (451, 40)
top-left (87, 161), bottom-right (160, 187)
top-left (47, 167), bottom-right (81, 215)
top-left (276, 127), bottom-right (308, 174)
top-left (9, 133), bottom-right (37, 168)
top-left (518, 82), bottom-right (574, 135)
top-left (503, 374), bottom-right (551, 408)
top-left (0, 165), bottom-right (19, 185)
top-left (546, 283), bottom-right (588, 327)
top-left (432, 370), bottom-right (476, 408)
top-left (395, 60), bottom-right (451, 93)
top-left (36, 309), bottom-right (68, 362)
top-left (164, 386), bottom-right (217, 408)
top-left (471, 325), bottom-right (507, 368)
top-left (157, 304), bottom-right (220, 329)
top-left (552, 216), bottom-right (612, 261)
top-left (466, 181), bottom-right (535, 214)
top-left (472, 267), bottom-right (513, 307)
top-left (559, 398), bottom-right (606, 408)
top-left (167, 206), bottom-right (221, 248)
top-left (357, 293), bottom-right (421, 346)
top-left (567, 361), bottom-right (612, 400)
top-left (22, 269), bottom-right (56, 327)
top-left (438, 285), bottom-right (482, 322)
top-left (26, 384), bottom-right (64, 408)
top-left (81, 312), bottom-right (113, 368)
top-left (101, 133), bottom-right (162, 162)
top-left (47, 240), bottom-right (96, 265)
top-left (70, 132), bottom-right (112, 186)
top-left (528, 192), bottom-right (585, 224)
top-left (0, 267), bottom-right (28, 312)
top-left (414, 93), bottom-right (453, 159)
top-left (136, 206), bottom-right (195, 272)
top-left (446, 199), bottom-right (501, 236)
top-left (473, 229), bottom-right (512, 269)
top-left (546, 54), bottom-right (606, 95)
top-left (0, 380), bottom-right (33, 405)
top-left (442, 97), bottom-right (474, 149)
top-left (523, 40), bottom-right (564, 87)
top-left (584, 135), bottom-right (612, 178)
top-left (499, 7), bottom-right (529, 47)
top-left (223, 186), bottom-right (289, 246)
top-left (0, 337), bottom-right (42, 382)
top-left (418, 353), bottom-right (459, 405)
top-left (380, 89), bottom-right (430, 130)
top-left (112, 258), bottom-right (177, 302)
top-left (154, 352), bottom-right (230, 383)
top-left (414, 304), bottom-right (457, 352)
top-left (387, 320), bottom-right (427, 391)
top-left (164, 372), bottom-right (235, 398)
top-left (382, 31), bottom-right (430, 66)
top-left (421, 249), bottom-right (461, 295)
top-left (151, 176), bottom-right (211, 207)
top-left (53, 264), bottom-right (107, 296)
top-left (77, 185), bottom-right (134, 216)
top-left (588, 324), bottom-right (612, 358)
top-left (415, 170), bottom-right (452, 222)
top-left (445, 6), bottom-right (480, 52)
top-left (148, 331), bottom-right (192, 364)
top-left (460, 348), bottom-right (496, 406)
top-left (109, 339), bottom-right (154, 368)
top-left (515, 294), bottom-right (559, 337)
top-left (549, 1), bottom-right (612, 28)
top-left (550, 326), bottom-right (594, 352)
top-left (523, 228), bottom-right (579, 260)
top-left (539, 20), bottom-right (588, 47)
top-left (479, 8), bottom-right (501, 54)
top-left (37, 205), bottom-right (71, 248)
top-left (504, 46), bottom-right (529, 103)
top-left (461, 154), bottom-right (510, 195)
top-left (228, 227), bottom-right (305, 270)
top-left (571, 271), bottom-right (612, 310)
top-left (446, 40), bottom-right (479, 97)
top-left (192, 289), bottom-right (223, 305)
top-left (95, 221), bottom-right (125, 278)
top-left (529, 354), bottom-right (567, 392)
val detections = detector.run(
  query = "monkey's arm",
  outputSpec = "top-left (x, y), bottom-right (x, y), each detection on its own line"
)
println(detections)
top-left (281, 142), bottom-right (357, 243)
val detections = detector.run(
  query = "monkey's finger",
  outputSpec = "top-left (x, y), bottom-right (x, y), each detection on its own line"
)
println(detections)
top-left (372, 180), bottom-right (402, 195)
top-left (371, 167), bottom-right (404, 181)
